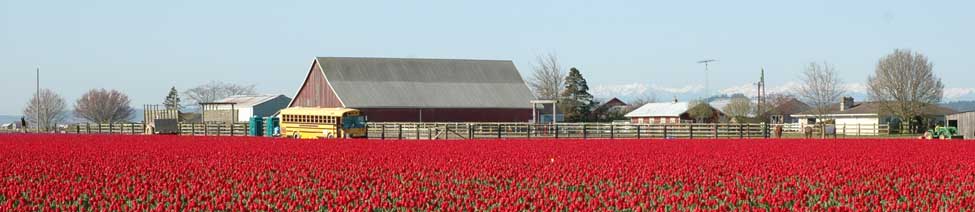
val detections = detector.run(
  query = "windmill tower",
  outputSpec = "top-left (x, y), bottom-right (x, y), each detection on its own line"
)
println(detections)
top-left (697, 59), bottom-right (717, 101)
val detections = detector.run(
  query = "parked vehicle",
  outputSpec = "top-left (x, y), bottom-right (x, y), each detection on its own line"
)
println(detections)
top-left (278, 107), bottom-right (367, 139)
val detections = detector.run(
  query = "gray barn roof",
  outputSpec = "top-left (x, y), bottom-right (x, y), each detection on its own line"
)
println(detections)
top-left (317, 57), bottom-right (535, 109)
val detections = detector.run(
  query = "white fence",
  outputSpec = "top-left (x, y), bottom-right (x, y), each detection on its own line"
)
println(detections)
top-left (771, 123), bottom-right (890, 136)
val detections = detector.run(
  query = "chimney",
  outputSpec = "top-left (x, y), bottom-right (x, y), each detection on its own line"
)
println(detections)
top-left (840, 96), bottom-right (854, 111)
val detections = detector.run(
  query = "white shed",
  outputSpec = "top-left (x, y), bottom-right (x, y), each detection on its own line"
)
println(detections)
top-left (205, 95), bottom-right (292, 123)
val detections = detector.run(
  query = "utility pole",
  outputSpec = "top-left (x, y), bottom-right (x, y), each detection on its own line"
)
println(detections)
top-left (756, 67), bottom-right (766, 121)
top-left (697, 59), bottom-right (717, 102)
top-left (35, 67), bottom-right (40, 131)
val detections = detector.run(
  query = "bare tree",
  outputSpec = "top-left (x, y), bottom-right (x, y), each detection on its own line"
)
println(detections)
top-left (868, 49), bottom-right (943, 132)
top-left (722, 96), bottom-right (753, 118)
top-left (797, 62), bottom-right (845, 119)
top-left (23, 89), bottom-right (67, 131)
top-left (74, 89), bottom-right (135, 123)
top-left (183, 81), bottom-right (257, 105)
top-left (527, 53), bottom-right (564, 100)
top-left (766, 93), bottom-right (797, 109)
top-left (628, 93), bottom-right (658, 108)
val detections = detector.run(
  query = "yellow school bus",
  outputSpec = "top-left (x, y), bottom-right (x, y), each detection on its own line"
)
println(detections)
top-left (279, 107), bottom-right (367, 139)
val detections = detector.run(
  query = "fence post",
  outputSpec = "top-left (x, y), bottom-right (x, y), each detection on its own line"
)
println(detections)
top-left (468, 124), bottom-right (474, 140)
top-left (583, 124), bottom-right (588, 139)
top-left (497, 124), bottom-right (502, 139)
top-left (689, 125), bottom-right (694, 139)
top-left (610, 124), bottom-right (615, 139)
top-left (842, 123), bottom-right (846, 136)
top-left (526, 124), bottom-right (531, 139)
top-left (636, 125), bottom-right (642, 139)
top-left (663, 125), bottom-right (668, 139)
top-left (713, 124), bottom-right (718, 139)
top-left (857, 123), bottom-right (861, 137)
top-left (398, 124), bottom-right (403, 140)
top-left (555, 124), bottom-right (559, 139)
top-left (230, 123), bottom-right (235, 136)
top-left (739, 124), bottom-right (744, 139)
top-left (381, 124), bottom-right (386, 140)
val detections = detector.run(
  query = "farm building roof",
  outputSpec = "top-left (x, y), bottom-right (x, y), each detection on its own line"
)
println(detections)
top-left (315, 57), bottom-right (535, 109)
top-left (623, 102), bottom-right (689, 118)
top-left (766, 98), bottom-right (810, 116)
top-left (213, 95), bottom-right (289, 107)
top-left (794, 102), bottom-right (956, 116)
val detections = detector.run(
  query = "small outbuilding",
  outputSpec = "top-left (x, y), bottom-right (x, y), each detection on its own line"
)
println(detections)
top-left (946, 111), bottom-right (975, 139)
top-left (203, 95), bottom-right (292, 123)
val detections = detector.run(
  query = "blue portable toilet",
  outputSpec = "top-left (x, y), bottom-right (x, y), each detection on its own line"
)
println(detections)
top-left (249, 116), bottom-right (264, 136)
top-left (264, 116), bottom-right (280, 137)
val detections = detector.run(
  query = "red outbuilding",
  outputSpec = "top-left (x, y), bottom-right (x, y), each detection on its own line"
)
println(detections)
top-left (288, 57), bottom-right (536, 122)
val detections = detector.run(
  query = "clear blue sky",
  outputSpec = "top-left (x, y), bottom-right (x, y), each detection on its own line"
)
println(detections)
top-left (2, 0), bottom-right (973, 115)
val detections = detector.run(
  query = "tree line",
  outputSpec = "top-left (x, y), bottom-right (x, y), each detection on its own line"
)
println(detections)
top-left (529, 49), bottom-right (947, 129)
top-left (22, 81), bottom-right (257, 130)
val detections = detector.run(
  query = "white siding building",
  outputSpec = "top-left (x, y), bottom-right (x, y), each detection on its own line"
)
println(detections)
top-left (624, 101), bottom-right (688, 124)
top-left (792, 97), bottom-right (955, 135)
top-left (204, 95), bottom-right (292, 123)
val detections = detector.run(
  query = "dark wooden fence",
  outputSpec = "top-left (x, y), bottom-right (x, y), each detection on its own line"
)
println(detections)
top-left (178, 123), bottom-right (249, 136)
top-left (367, 122), bottom-right (769, 140)
top-left (53, 122), bottom-right (249, 136)
top-left (64, 123), bottom-right (145, 135)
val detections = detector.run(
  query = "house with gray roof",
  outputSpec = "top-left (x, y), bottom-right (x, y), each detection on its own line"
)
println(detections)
top-left (792, 97), bottom-right (955, 134)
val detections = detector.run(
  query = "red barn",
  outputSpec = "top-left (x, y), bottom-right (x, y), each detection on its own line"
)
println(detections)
top-left (288, 57), bottom-right (536, 122)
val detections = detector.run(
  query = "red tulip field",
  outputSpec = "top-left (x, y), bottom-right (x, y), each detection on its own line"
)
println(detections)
top-left (1, 134), bottom-right (974, 210)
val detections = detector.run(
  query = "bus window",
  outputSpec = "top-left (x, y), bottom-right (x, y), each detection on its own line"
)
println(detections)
top-left (343, 115), bottom-right (366, 129)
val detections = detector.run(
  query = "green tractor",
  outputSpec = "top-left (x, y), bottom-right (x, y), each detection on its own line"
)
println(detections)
top-left (924, 124), bottom-right (959, 140)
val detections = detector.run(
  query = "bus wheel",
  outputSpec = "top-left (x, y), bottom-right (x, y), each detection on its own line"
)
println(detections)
top-left (292, 132), bottom-right (300, 139)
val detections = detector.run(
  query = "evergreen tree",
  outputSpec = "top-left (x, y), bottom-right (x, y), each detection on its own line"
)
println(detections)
top-left (164, 86), bottom-right (181, 110)
top-left (558, 68), bottom-right (597, 122)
